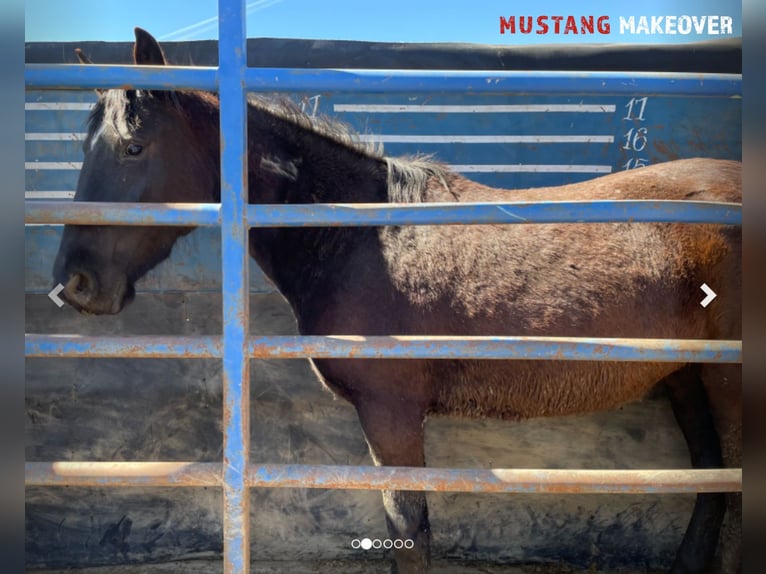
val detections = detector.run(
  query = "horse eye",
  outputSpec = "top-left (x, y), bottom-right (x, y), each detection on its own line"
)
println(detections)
top-left (125, 143), bottom-right (143, 156)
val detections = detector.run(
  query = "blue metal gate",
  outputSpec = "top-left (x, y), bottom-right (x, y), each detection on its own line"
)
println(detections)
top-left (25, 0), bottom-right (742, 571)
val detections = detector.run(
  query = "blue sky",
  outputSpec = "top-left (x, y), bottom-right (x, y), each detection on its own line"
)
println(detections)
top-left (26, 0), bottom-right (741, 44)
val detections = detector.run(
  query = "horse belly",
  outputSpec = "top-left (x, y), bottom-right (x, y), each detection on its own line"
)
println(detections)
top-left (432, 359), bottom-right (682, 420)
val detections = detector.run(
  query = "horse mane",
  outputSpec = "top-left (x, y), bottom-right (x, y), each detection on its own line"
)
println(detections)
top-left (247, 94), bottom-right (382, 157)
top-left (246, 94), bottom-right (452, 203)
top-left (385, 156), bottom-right (452, 203)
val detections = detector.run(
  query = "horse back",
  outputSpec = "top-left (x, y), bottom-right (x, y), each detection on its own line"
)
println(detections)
top-left (309, 158), bottom-right (740, 336)
top-left (428, 158), bottom-right (740, 204)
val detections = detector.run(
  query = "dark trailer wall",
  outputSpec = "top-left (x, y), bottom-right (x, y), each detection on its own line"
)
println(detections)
top-left (25, 38), bottom-right (741, 571)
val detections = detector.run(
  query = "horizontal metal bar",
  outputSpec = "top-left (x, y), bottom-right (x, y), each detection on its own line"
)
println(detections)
top-left (25, 335), bottom-right (222, 358)
top-left (25, 64), bottom-right (218, 91)
top-left (26, 462), bottom-right (221, 487)
top-left (244, 68), bottom-right (742, 96)
top-left (26, 335), bottom-right (742, 364)
top-left (25, 201), bottom-right (221, 226)
top-left (248, 336), bottom-right (741, 363)
top-left (247, 201), bottom-right (743, 227)
top-left (25, 462), bottom-right (742, 494)
top-left (25, 200), bottom-right (742, 227)
top-left (25, 65), bottom-right (741, 97)
top-left (249, 464), bottom-right (742, 494)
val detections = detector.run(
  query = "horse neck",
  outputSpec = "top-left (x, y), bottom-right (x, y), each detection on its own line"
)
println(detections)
top-left (246, 104), bottom-right (388, 203)
top-left (244, 104), bottom-right (388, 319)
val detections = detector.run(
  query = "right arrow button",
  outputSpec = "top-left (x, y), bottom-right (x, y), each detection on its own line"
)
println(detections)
top-left (700, 283), bottom-right (717, 308)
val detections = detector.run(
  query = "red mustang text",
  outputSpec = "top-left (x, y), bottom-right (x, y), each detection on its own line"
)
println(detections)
top-left (500, 15), bottom-right (611, 35)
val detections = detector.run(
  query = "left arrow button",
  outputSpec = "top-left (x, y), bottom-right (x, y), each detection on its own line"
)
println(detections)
top-left (49, 283), bottom-right (65, 308)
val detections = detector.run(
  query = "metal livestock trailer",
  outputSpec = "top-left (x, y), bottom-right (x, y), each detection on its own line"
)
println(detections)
top-left (25, 1), bottom-right (742, 572)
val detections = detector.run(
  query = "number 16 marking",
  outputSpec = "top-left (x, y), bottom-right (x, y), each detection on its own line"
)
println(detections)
top-left (622, 127), bottom-right (649, 151)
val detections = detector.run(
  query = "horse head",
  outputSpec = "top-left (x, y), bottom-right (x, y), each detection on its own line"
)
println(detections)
top-left (53, 28), bottom-right (220, 314)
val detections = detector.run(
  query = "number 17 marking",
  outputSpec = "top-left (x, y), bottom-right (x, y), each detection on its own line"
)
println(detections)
top-left (623, 97), bottom-right (648, 121)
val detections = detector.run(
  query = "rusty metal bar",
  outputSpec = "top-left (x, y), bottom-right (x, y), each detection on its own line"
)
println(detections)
top-left (25, 201), bottom-right (221, 226)
top-left (25, 462), bottom-right (221, 487)
top-left (25, 335), bottom-right (742, 363)
top-left (25, 63), bottom-right (218, 91)
top-left (246, 200), bottom-right (742, 227)
top-left (24, 65), bottom-right (741, 97)
top-left (248, 464), bottom-right (742, 494)
top-left (218, 1), bottom-right (251, 573)
top-left (248, 336), bottom-right (742, 363)
top-left (25, 335), bottom-right (222, 358)
top-left (24, 199), bottom-right (741, 227)
top-left (25, 462), bottom-right (742, 494)
top-left (243, 68), bottom-right (742, 96)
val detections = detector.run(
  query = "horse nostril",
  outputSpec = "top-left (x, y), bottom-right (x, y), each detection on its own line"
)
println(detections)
top-left (64, 271), bottom-right (97, 305)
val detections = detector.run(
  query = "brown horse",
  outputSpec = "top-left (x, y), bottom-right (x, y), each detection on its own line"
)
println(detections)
top-left (53, 28), bottom-right (741, 574)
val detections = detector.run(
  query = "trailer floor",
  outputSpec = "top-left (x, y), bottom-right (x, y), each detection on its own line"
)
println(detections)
top-left (28, 560), bottom-right (662, 573)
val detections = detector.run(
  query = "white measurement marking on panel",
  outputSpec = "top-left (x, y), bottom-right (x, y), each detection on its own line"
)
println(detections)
top-left (25, 162), bottom-right (83, 170)
top-left (622, 127), bottom-right (648, 151)
top-left (450, 164), bottom-right (612, 173)
top-left (337, 103), bottom-right (617, 172)
top-left (356, 135), bottom-right (613, 144)
top-left (25, 133), bottom-right (86, 141)
top-left (621, 96), bottom-right (651, 171)
top-left (24, 191), bottom-right (76, 199)
top-left (25, 102), bottom-right (95, 110)
top-left (334, 104), bottom-right (616, 113)
top-left (299, 95), bottom-right (322, 117)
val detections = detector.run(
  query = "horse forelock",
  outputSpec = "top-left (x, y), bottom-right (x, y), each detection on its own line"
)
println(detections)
top-left (87, 90), bottom-right (142, 144)
top-left (86, 89), bottom-right (219, 149)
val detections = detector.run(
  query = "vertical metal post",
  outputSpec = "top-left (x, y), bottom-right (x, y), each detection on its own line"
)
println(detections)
top-left (218, 0), bottom-right (250, 572)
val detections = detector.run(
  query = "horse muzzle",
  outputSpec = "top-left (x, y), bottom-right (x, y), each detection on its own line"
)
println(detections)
top-left (59, 269), bottom-right (134, 315)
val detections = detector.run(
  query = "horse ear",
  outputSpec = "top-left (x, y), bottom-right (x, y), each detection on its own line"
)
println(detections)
top-left (74, 48), bottom-right (105, 95)
top-left (74, 48), bottom-right (92, 65)
top-left (133, 27), bottom-right (166, 66)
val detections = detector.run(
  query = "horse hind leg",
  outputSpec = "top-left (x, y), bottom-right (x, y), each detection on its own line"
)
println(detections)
top-left (665, 365), bottom-right (726, 574)
top-left (355, 397), bottom-right (430, 574)
top-left (701, 363), bottom-right (742, 574)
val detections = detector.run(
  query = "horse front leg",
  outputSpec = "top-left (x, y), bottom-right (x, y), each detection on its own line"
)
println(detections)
top-left (355, 397), bottom-right (430, 574)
